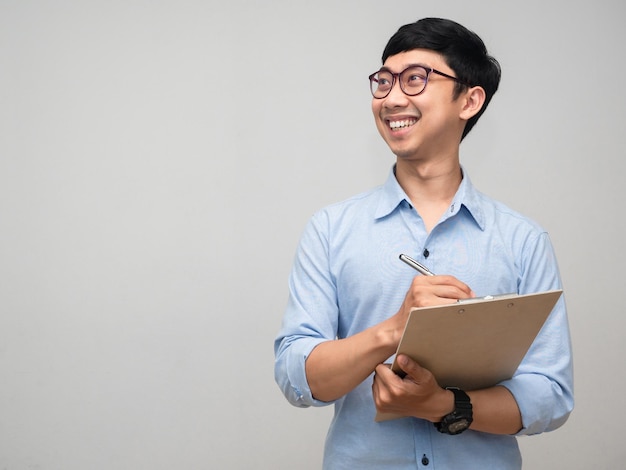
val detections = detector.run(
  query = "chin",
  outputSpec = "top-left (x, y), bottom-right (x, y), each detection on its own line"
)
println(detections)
top-left (390, 145), bottom-right (420, 160)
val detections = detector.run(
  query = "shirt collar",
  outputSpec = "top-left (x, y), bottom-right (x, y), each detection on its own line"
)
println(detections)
top-left (374, 165), bottom-right (486, 231)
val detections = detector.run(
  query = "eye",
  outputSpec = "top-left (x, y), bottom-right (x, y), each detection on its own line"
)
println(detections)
top-left (376, 73), bottom-right (393, 90)
top-left (405, 71), bottom-right (427, 87)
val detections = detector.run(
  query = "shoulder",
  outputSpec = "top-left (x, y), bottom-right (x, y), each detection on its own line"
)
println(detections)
top-left (310, 186), bottom-right (384, 226)
top-left (472, 188), bottom-right (546, 236)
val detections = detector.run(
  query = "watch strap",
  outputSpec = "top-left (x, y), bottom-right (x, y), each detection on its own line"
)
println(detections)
top-left (434, 387), bottom-right (473, 435)
top-left (449, 387), bottom-right (471, 409)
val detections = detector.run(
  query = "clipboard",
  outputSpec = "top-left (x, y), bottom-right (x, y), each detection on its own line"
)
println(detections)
top-left (375, 289), bottom-right (563, 422)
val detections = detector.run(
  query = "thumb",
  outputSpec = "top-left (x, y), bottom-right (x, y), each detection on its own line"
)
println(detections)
top-left (397, 354), bottom-right (428, 383)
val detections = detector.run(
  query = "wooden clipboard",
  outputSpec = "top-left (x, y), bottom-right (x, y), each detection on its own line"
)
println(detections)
top-left (375, 289), bottom-right (563, 422)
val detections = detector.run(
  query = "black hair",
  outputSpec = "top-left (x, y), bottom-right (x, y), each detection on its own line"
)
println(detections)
top-left (382, 18), bottom-right (501, 140)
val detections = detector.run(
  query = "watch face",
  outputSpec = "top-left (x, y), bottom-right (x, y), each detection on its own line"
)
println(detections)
top-left (448, 419), bottom-right (470, 434)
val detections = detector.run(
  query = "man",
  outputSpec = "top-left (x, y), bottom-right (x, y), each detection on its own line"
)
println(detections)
top-left (274, 17), bottom-right (573, 469)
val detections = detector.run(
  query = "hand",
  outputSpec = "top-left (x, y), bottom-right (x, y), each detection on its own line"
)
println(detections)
top-left (384, 275), bottom-right (475, 346)
top-left (402, 274), bottom-right (475, 310)
top-left (372, 354), bottom-right (453, 422)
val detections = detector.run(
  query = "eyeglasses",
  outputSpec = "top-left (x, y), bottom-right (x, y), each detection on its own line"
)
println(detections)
top-left (369, 64), bottom-right (471, 99)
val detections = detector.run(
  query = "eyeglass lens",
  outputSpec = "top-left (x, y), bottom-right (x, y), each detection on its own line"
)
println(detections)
top-left (370, 66), bottom-right (430, 98)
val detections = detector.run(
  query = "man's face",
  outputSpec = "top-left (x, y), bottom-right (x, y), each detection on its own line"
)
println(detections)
top-left (372, 49), bottom-right (467, 163)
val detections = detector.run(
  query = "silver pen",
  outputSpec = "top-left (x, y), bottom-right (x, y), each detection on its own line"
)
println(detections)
top-left (399, 253), bottom-right (435, 276)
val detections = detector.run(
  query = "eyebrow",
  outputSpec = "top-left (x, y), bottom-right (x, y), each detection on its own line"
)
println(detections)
top-left (378, 63), bottom-right (430, 73)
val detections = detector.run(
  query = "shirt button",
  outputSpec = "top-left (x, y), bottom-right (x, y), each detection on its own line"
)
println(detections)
top-left (421, 454), bottom-right (430, 466)
top-left (423, 248), bottom-right (429, 258)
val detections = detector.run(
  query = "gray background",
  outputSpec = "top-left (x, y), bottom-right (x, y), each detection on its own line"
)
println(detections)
top-left (0, 0), bottom-right (624, 468)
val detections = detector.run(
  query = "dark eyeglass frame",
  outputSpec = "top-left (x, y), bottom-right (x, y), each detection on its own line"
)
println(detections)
top-left (368, 64), bottom-right (472, 99)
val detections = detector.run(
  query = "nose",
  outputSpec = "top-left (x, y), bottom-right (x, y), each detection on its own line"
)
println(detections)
top-left (382, 79), bottom-right (410, 108)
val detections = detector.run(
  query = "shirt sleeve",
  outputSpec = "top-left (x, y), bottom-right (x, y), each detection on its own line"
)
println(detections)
top-left (274, 211), bottom-right (338, 408)
top-left (499, 231), bottom-right (574, 435)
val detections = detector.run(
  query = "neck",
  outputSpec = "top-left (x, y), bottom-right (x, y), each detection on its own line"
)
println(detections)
top-left (395, 159), bottom-right (462, 232)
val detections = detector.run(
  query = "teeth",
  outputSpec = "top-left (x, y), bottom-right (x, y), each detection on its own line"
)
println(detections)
top-left (389, 119), bottom-right (417, 130)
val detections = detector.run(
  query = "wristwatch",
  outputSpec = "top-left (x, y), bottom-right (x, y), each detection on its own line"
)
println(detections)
top-left (435, 387), bottom-right (473, 435)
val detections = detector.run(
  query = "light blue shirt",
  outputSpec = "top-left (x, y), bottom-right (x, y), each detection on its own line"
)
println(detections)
top-left (274, 167), bottom-right (574, 469)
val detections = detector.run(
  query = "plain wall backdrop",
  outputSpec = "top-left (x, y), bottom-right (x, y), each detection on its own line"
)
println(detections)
top-left (1, 0), bottom-right (624, 468)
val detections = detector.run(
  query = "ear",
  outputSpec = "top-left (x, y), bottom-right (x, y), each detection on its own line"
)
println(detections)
top-left (459, 86), bottom-right (486, 120)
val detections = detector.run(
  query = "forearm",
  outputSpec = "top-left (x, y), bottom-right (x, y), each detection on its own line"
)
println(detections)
top-left (306, 276), bottom-right (476, 403)
top-left (306, 319), bottom-right (398, 402)
top-left (467, 386), bottom-right (522, 435)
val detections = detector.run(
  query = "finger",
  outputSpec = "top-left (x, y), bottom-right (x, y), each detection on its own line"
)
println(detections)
top-left (410, 275), bottom-right (474, 299)
top-left (396, 354), bottom-right (429, 384)
top-left (432, 276), bottom-right (474, 297)
top-left (374, 363), bottom-right (397, 383)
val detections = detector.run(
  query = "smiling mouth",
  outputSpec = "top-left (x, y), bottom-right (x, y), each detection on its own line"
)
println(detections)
top-left (388, 118), bottom-right (417, 130)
